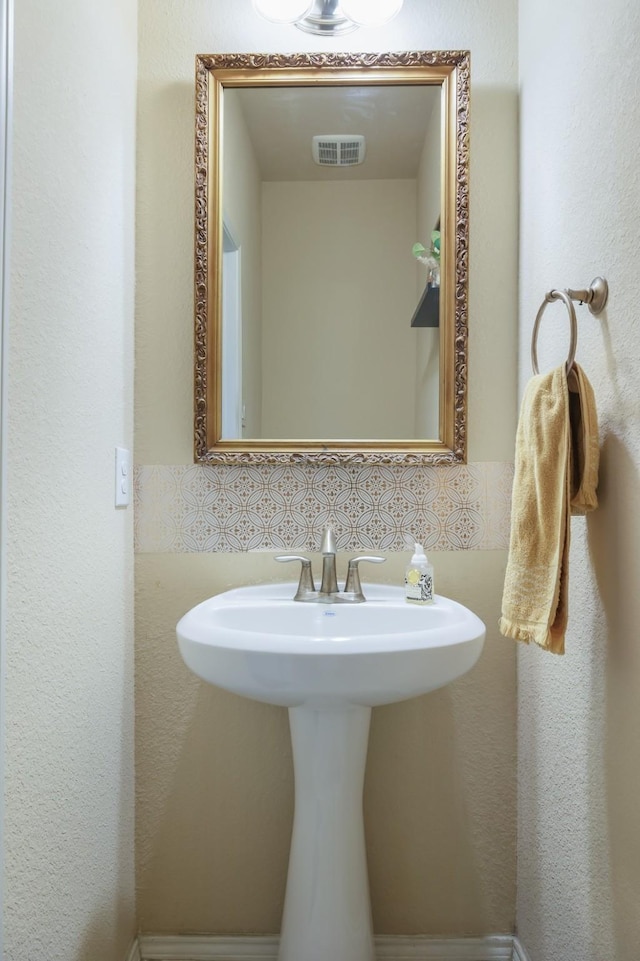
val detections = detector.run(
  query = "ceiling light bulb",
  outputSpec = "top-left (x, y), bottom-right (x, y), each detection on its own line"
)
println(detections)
top-left (253, 0), bottom-right (315, 23)
top-left (340, 0), bottom-right (404, 26)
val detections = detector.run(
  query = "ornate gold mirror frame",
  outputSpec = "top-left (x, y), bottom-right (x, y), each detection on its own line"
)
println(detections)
top-left (195, 51), bottom-right (470, 465)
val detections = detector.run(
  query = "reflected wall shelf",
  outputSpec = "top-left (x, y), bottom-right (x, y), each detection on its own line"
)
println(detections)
top-left (411, 283), bottom-right (440, 327)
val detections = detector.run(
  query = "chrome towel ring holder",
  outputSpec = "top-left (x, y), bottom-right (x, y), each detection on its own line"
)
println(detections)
top-left (531, 276), bottom-right (608, 374)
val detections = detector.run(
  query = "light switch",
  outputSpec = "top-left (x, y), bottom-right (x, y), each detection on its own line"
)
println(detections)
top-left (115, 447), bottom-right (131, 508)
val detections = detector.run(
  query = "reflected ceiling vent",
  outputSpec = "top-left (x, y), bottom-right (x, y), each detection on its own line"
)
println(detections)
top-left (312, 135), bottom-right (366, 166)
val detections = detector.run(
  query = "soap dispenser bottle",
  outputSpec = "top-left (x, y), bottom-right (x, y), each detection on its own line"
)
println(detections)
top-left (404, 542), bottom-right (434, 605)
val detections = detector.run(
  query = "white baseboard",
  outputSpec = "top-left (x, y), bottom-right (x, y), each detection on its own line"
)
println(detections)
top-left (375, 936), bottom-right (514, 959)
top-left (125, 939), bottom-right (142, 961)
top-left (140, 939), bottom-right (275, 961)
top-left (511, 938), bottom-right (531, 961)
top-left (137, 934), bottom-right (520, 961)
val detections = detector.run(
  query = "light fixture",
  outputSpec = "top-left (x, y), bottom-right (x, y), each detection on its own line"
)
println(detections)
top-left (253, 0), bottom-right (404, 35)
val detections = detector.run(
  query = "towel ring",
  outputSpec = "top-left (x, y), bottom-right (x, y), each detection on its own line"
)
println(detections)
top-left (531, 290), bottom-right (577, 375)
top-left (531, 276), bottom-right (609, 375)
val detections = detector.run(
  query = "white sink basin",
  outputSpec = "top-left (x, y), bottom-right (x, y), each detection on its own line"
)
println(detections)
top-left (177, 582), bottom-right (485, 708)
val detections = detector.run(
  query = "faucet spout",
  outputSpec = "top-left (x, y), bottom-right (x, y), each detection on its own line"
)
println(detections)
top-left (319, 525), bottom-right (339, 599)
top-left (320, 525), bottom-right (337, 556)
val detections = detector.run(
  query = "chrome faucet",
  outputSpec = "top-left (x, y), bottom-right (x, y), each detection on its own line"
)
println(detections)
top-left (319, 525), bottom-right (339, 597)
top-left (275, 525), bottom-right (385, 603)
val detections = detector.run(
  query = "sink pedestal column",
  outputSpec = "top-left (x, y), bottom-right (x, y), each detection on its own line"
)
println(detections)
top-left (278, 705), bottom-right (375, 961)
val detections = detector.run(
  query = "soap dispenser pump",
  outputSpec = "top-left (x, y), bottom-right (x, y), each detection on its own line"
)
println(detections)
top-left (404, 542), bottom-right (434, 605)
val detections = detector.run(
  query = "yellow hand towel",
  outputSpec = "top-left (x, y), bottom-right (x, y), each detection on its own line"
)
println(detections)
top-left (499, 363), bottom-right (598, 654)
top-left (568, 363), bottom-right (599, 514)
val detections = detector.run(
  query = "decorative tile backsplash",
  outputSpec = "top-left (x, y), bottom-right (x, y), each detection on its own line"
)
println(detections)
top-left (134, 462), bottom-right (513, 553)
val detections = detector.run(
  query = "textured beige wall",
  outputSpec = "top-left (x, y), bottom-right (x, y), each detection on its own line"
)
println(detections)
top-left (135, 0), bottom-right (519, 937)
top-left (135, 0), bottom-right (519, 466)
top-left (4, 1), bottom-right (137, 959)
top-left (517, 0), bottom-right (640, 958)
top-left (261, 179), bottom-right (417, 438)
top-left (136, 551), bottom-right (515, 934)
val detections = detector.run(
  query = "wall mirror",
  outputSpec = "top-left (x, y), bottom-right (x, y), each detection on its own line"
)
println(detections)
top-left (195, 51), bottom-right (469, 464)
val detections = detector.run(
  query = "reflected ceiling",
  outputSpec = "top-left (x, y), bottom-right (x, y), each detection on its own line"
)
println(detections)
top-left (233, 85), bottom-right (441, 181)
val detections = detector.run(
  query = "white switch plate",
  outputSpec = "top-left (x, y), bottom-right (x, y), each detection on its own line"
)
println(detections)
top-left (115, 447), bottom-right (131, 508)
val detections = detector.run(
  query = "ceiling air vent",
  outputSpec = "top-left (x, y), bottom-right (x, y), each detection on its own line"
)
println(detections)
top-left (312, 135), bottom-right (366, 167)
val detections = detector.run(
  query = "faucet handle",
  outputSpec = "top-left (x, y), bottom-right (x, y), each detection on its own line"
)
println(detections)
top-left (343, 555), bottom-right (386, 602)
top-left (274, 555), bottom-right (316, 601)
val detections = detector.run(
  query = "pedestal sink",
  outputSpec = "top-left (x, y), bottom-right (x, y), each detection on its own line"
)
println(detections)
top-left (177, 582), bottom-right (485, 961)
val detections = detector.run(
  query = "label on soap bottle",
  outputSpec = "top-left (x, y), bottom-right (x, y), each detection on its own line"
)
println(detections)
top-left (405, 569), bottom-right (433, 603)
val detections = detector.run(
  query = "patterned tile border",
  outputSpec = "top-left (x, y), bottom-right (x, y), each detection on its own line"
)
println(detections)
top-left (134, 462), bottom-right (513, 554)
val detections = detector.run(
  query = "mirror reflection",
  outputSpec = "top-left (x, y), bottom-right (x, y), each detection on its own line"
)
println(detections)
top-left (221, 83), bottom-right (442, 441)
top-left (194, 51), bottom-right (470, 464)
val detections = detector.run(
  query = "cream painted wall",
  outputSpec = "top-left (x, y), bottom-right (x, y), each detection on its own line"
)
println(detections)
top-left (135, 0), bottom-right (518, 466)
top-left (136, 551), bottom-right (515, 935)
top-left (223, 89), bottom-right (263, 437)
top-left (517, 0), bottom-right (640, 958)
top-left (261, 179), bottom-right (417, 438)
top-left (135, 0), bottom-right (519, 937)
top-left (4, 1), bottom-right (137, 959)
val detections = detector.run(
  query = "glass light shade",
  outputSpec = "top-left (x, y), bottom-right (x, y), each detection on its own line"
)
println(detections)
top-left (339, 0), bottom-right (404, 26)
top-left (253, 0), bottom-right (315, 23)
